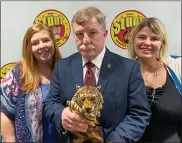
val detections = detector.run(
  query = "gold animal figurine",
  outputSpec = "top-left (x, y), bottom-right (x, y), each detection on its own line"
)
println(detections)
top-left (67, 85), bottom-right (104, 143)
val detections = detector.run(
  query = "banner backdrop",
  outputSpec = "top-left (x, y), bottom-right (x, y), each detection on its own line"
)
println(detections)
top-left (1, 1), bottom-right (181, 76)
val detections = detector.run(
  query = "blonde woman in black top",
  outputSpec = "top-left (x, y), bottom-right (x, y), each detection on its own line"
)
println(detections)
top-left (128, 17), bottom-right (181, 142)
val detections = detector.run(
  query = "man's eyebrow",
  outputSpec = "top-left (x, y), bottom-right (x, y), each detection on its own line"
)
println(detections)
top-left (89, 28), bottom-right (97, 31)
top-left (75, 29), bottom-right (84, 33)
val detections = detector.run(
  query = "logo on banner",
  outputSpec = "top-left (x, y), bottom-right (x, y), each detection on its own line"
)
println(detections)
top-left (110, 10), bottom-right (146, 49)
top-left (1, 62), bottom-right (16, 82)
top-left (34, 9), bottom-right (71, 48)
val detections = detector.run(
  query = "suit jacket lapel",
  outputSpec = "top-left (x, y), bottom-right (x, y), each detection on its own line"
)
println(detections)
top-left (97, 48), bottom-right (117, 94)
top-left (71, 53), bottom-right (84, 87)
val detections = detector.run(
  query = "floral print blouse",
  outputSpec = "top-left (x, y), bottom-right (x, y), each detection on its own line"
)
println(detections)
top-left (1, 65), bottom-right (43, 142)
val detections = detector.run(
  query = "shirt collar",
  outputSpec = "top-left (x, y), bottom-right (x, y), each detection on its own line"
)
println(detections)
top-left (82, 47), bottom-right (106, 69)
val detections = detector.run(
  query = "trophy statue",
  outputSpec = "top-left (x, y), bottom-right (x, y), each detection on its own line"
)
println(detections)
top-left (67, 85), bottom-right (104, 143)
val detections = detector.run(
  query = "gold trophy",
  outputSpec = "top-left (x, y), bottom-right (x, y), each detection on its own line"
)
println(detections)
top-left (67, 85), bottom-right (104, 143)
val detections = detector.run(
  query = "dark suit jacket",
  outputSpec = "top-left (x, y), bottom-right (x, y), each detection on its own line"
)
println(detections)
top-left (44, 48), bottom-right (151, 142)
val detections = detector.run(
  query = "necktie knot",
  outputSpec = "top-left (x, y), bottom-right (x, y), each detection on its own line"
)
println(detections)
top-left (84, 62), bottom-right (96, 86)
top-left (85, 62), bottom-right (94, 69)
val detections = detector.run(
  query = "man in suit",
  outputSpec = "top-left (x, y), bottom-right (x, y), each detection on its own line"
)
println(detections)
top-left (44, 6), bottom-right (151, 142)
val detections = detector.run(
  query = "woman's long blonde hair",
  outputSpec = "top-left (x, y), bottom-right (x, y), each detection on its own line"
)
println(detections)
top-left (20, 23), bottom-right (62, 92)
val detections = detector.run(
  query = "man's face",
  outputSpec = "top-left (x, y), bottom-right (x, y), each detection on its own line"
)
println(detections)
top-left (73, 17), bottom-right (108, 61)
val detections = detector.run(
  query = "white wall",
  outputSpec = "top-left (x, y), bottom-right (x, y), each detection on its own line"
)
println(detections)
top-left (1, 1), bottom-right (181, 66)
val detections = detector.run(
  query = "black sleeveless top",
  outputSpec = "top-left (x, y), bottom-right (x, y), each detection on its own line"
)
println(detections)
top-left (140, 72), bottom-right (181, 142)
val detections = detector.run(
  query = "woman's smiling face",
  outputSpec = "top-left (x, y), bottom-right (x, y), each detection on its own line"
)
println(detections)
top-left (134, 26), bottom-right (162, 60)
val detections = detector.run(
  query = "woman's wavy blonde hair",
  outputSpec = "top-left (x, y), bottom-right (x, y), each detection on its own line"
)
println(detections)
top-left (128, 17), bottom-right (168, 63)
top-left (19, 23), bottom-right (62, 92)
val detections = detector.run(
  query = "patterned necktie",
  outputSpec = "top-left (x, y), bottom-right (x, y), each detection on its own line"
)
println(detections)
top-left (84, 62), bottom-right (96, 86)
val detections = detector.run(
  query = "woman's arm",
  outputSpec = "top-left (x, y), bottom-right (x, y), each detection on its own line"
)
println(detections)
top-left (1, 65), bottom-right (21, 142)
top-left (1, 112), bottom-right (16, 142)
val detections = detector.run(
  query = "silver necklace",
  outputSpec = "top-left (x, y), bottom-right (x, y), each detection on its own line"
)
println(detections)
top-left (141, 62), bottom-right (162, 107)
top-left (149, 88), bottom-right (156, 107)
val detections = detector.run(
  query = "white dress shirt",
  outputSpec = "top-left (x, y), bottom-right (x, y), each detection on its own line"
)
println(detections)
top-left (82, 47), bottom-right (106, 84)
